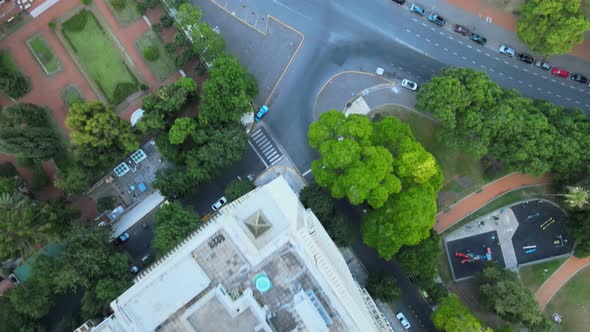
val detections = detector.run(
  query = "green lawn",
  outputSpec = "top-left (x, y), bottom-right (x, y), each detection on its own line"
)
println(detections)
top-left (545, 266), bottom-right (590, 332)
top-left (106, 0), bottom-right (141, 25)
top-left (136, 31), bottom-right (176, 81)
top-left (61, 85), bottom-right (85, 107)
top-left (519, 258), bottom-right (567, 293)
top-left (62, 10), bottom-right (137, 104)
top-left (27, 34), bottom-right (61, 75)
top-left (0, 50), bottom-right (19, 72)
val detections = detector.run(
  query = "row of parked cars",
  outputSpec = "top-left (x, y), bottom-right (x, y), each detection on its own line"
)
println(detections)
top-left (393, 0), bottom-right (590, 87)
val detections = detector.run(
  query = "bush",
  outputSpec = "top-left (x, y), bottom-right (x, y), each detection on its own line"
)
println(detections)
top-left (110, 0), bottom-right (125, 11)
top-left (151, 22), bottom-right (163, 34)
top-left (145, 0), bottom-right (159, 9)
top-left (82, 0), bottom-right (92, 6)
top-left (136, 2), bottom-right (146, 15)
top-left (96, 196), bottom-right (115, 212)
top-left (112, 82), bottom-right (137, 104)
top-left (160, 14), bottom-right (173, 28)
top-left (63, 10), bottom-right (88, 32)
top-left (30, 164), bottom-right (50, 190)
top-left (0, 162), bottom-right (18, 178)
top-left (16, 156), bottom-right (35, 168)
top-left (143, 46), bottom-right (160, 62)
top-left (139, 83), bottom-right (148, 91)
top-left (48, 21), bottom-right (56, 29)
top-left (173, 33), bottom-right (186, 48)
top-left (175, 48), bottom-right (193, 68)
top-left (224, 178), bottom-right (255, 201)
top-left (164, 42), bottom-right (176, 54)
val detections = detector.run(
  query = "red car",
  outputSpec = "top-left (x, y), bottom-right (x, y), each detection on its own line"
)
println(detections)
top-left (453, 24), bottom-right (470, 36)
top-left (551, 68), bottom-right (569, 78)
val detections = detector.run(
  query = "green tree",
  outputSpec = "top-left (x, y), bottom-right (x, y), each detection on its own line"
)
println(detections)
top-left (415, 75), bottom-right (467, 128)
top-left (224, 178), bottom-right (256, 201)
top-left (153, 168), bottom-right (192, 199)
top-left (517, 0), bottom-right (590, 56)
top-left (396, 231), bottom-right (440, 288)
top-left (191, 23), bottom-right (226, 62)
top-left (1, 103), bottom-right (50, 127)
top-left (366, 272), bottom-right (399, 302)
top-left (432, 295), bottom-right (483, 332)
top-left (175, 3), bottom-right (201, 27)
top-left (198, 55), bottom-right (258, 126)
top-left (0, 296), bottom-right (39, 331)
top-left (0, 127), bottom-right (59, 159)
top-left (8, 277), bottom-right (53, 320)
top-left (299, 183), bottom-right (335, 221)
top-left (55, 165), bottom-right (90, 195)
top-left (566, 207), bottom-right (590, 257)
top-left (563, 186), bottom-right (589, 209)
top-left (152, 202), bottom-right (199, 255)
top-left (0, 52), bottom-right (31, 99)
top-left (168, 117), bottom-right (197, 144)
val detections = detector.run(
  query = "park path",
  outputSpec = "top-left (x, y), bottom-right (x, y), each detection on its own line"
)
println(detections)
top-left (536, 256), bottom-right (590, 309)
top-left (434, 172), bottom-right (551, 233)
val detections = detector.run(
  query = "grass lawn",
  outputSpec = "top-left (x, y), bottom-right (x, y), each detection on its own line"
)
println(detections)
top-left (27, 34), bottom-right (61, 75)
top-left (62, 10), bottom-right (137, 104)
top-left (0, 50), bottom-right (20, 72)
top-left (519, 258), bottom-right (567, 293)
top-left (136, 31), bottom-right (176, 81)
top-left (106, 0), bottom-right (141, 25)
top-left (61, 85), bottom-right (85, 107)
top-left (545, 266), bottom-right (590, 332)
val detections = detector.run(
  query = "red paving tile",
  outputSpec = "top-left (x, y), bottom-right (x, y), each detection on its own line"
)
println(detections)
top-left (536, 256), bottom-right (590, 309)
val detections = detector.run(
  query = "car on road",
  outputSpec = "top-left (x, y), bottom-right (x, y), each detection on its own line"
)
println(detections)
top-left (571, 73), bottom-right (588, 84)
top-left (498, 45), bottom-right (516, 57)
top-left (453, 24), bottom-right (470, 36)
top-left (391, 0), bottom-right (406, 4)
top-left (211, 196), bottom-right (227, 211)
top-left (427, 13), bottom-right (446, 26)
top-left (534, 60), bottom-right (552, 71)
top-left (114, 232), bottom-right (130, 245)
top-left (469, 33), bottom-right (487, 45)
top-left (408, 3), bottom-right (425, 16)
top-left (254, 105), bottom-right (269, 122)
top-left (517, 53), bottom-right (534, 64)
top-left (401, 79), bottom-right (418, 91)
top-left (396, 312), bottom-right (411, 330)
top-left (551, 67), bottom-right (569, 78)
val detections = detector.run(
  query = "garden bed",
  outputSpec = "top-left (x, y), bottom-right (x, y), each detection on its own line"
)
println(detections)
top-left (27, 34), bottom-right (62, 76)
top-left (136, 31), bottom-right (176, 81)
top-left (61, 9), bottom-right (138, 105)
top-left (106, 0), bottom-right (142, 25)
top-left (61, 84), bottom-right (85, 107)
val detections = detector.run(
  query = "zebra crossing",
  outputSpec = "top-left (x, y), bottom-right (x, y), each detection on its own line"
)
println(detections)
top-left (249, 127), bottom-right (283, 167)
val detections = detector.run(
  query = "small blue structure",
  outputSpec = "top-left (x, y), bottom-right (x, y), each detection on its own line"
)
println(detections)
top-left (254, 273), bottom-right (272, 293)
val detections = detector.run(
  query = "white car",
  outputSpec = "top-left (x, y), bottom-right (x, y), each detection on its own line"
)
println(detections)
top-left (211, 196), bottom-right (227, 211)
top-left (498, 45), bottom-right (516, 57)
top-left (396, 312), bottom-right (411, 330)
top-left (401, 79), bottom-right (418, 91)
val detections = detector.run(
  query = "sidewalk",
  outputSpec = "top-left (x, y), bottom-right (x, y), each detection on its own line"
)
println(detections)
top-left (535, 256), bottom-right (590, 309)
top-left (416, 0), bottom-right (590, 74)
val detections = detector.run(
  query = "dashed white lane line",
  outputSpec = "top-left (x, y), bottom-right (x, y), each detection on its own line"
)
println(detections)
top-left (461, 56), bottom-right (467, 60)
top-left (453, 51), bottom-right (458, 55)
top-left (302, 169), bottom-right (312, 176)
top-left (537, 87), bottom-right (542, 91)
top-left (561, 82), bottom-right (566, 86)
top-left (523, 68), bottom-right (529, 72)
top-left (551, 79), bottom-right (557, 83)
top-left (431, 27), bottom-right (436, 31)
top-left (499, 72), bottom-right (504, 76)
top-left (547, 91), bottom-right (552, 95)
top-left (406, 29), bottom-right (411, 32)
top-left (513, 64), bottom-right (519, 69)
top-left (508, 76), bottom-right (513, 80)
top-left (566, 97), bottom-right (572, 101)
top-left (528, 84), bottom-right (533, 87)
top-left (569, 85), bottom-right (576, 89)
top-left (489, 68), bottom-right (495, 72)
top-left (449, 36), bottom-right (454, 40)
top-left (556, 94), bottom-right (562, 98)
top-left (586, 104), bottom-right (590, 107)
top-left (576, 101), bottom-right (581, 104)
top-left (480, 64), bottom-right (486, 68)
top-left (494, 57), bottom-right (500, 61)
top-left (580, 89), bottom-right (586, 92)
top-left (471, 60), bottom-right (476, 64)
top-left (442, 46), bottom-right (447, 50)
top-left (533, 72), bottom-right (539, 76)
top-left (426, 38), bottom-right (431, 43)
top-left (416, 33), bottom-right (421, 38)
top-left (476, 49), bottom-right (481, 53)
top-left (503, 61), bottom-right (509, 65)
top-left (458, 40), bottom-right (463, 44)
top-left (467, 45), bottom-right (473, 49)
top-left (412, 18), bottom-right (418, 22)
top-left (485, 53), bottom-right (491, 57)
top-left (421, 23), bottom-right (427, 27)
top-left (439, 31), bottom-right (444, 35)
top-left (518, 80), bottom-right (524, 84)
top-left (542, 76), bottom-right (548, 80)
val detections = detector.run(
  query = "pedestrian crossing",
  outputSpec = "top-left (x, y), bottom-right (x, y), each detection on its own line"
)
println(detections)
top-left (249, 127), bottom-right (283, 167)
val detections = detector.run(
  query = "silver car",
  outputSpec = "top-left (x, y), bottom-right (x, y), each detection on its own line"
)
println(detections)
top-left (211, 196), bottom-right (227, 211)
top-left (396, 312), bottom-right (411, 330)
top-left (498, 45), bottom-right (516, 57)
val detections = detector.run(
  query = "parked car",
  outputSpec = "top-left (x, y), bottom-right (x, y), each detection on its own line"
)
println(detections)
top-left (114, 232), bottom-right (130, 245)
top-left (551, 68), bottom-right (569, 78)
top-left (534, 60), bottom-right (552, 71)
top-left (427, 13), bottom-right (446, 26)
top-left (401, 79), bottom-right (418, 91)
top-left (391, 0), bottom-right (406, 4)
top-left (571, 73), bottom-right (588, 84)
top-left (498, 45), bottom-right (516, 57)
top-left (254, 105), bottom-right (269, 122)
top-left (396, 312), bottom-right (411, 330)
top-left (517, 53), bottom-right (534, 64)
top-left (469, 33), bottom-right (487, 45)
top-left (409, 3), bottom-right (425, 16)
top-left (211, 196), bottom-right (228, 211)
top-left (453, 24), bottom-right (470, 36)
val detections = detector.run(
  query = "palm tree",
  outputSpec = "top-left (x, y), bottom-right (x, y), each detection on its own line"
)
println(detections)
top-left (563, 186), bottom-right (590, 209)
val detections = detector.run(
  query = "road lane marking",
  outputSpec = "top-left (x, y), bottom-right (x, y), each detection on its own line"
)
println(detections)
top-left (489, 68), bottom-right (495, 72)
top-left (461, 56), bottom-right (467, 60)
top-left (494, 57), bottom-right (500, 61)
top-left (412, 18), bottom-right (418, 22)
top-left (472, 60), bottom-right (476, 64)
top-left (302, 169), bottom-right (312, 176)
top-left (485, 53), bottom-right (491, 57)
top-left (436, 43), bottom-right (441, 47)
top-left (426, 38), bottom-right (431, 42)
top-left (542, 76), bottom-right (548, 80)
top-left (448, 36), bottom-right (454, 40)
top-left (476, 49), bottom-right (481, 53)
top-left (421, 23), bottom-right (427, 27)
top-left (248, 141), bottom-right (269, 168)
top-left (467, 45), bottom-right (472, 48)
top-left (580, 89), bottom-right (586, 92)
top-left (439, 31), bottom-right (444, 35)
top-left (415, 33), bottom-right (421, 38)
top-left (499, 72), bottom-right (504, 76)
top-left (570, 85), bottom-right (576, 89)
top-left (480, 65), bottom-right (486, 68)
top-left (453, 52), bottom-right (458, 55)
top-left (406, 29), bottom-right (411, 32)
top-left (561, 82), bottom-right (565, 86)
top-left (537, 87), bottom-right (542, 91)
top-left (576, 101), bottom-right (581, 104)
top-left (518, 80), bottom-right (523, 84)
top-left (523, 68), bottom-right (529, 72)
top-left (546, 91), bottom-right (552, 95)
top-left (458, 40), bottom-right (463, 44)
top-left (508, 76), bottom-right (513, 80)
top-left (566, 97), bottom-right (571, 101)
top-left (586, 104), bottom-right (590, 107)
top-left (533, 72), bottom-right (539, 76)
top-left (528, 84), bottom-right (533, 87)
top-left (551, 79), bottom-right (557, 83)
top-left (556, 94), bottom-right (562, 97)
top-left (513, 64), bottom-right (518, 68)
top-left (503, 61), bottom-right (509, 65)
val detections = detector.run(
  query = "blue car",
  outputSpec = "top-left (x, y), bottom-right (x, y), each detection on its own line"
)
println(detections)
top-left (254, 105), bottom-right (269, 122)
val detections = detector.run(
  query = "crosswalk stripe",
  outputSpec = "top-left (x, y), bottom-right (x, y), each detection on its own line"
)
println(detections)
top-left (251, 129), bottom-right (263, 138)
top-left (259, 141), bottom-right (271, 150)
top-left (254, 135), bottom-right (267, 144)
top-left (266, 151), bottom-right (278, 159)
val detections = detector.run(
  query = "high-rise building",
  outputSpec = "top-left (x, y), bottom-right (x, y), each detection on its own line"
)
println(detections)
top-left (93, 176), bottom-right (392, 332)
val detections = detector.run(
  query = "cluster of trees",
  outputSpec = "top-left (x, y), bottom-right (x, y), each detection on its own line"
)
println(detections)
top-left (224, 178), bottom-right (256, 202)
top-left (0, 51), bottom-right (30, 99)
top-left (152, 202), bottom-right (199, 255)
top-left (416, 67), bottom-right (590, 181)
top-left (366, 272), bottom-right (399, 302)
top-left (175, 3), bottom-right (225, 62)
top-left (432, 295), bottom-right (488, 332)
top-left (308, 111), bottom-right (442, 259)
top-left (563, 182), bottom-right (590, 257)
top-left (517, 0), bottom-right (589, 56)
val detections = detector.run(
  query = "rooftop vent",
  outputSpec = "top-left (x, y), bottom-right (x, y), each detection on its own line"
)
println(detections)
top-left (130, 149), bottom-right (147, 164)
top-left (114, 162), bottom-right (130, 177)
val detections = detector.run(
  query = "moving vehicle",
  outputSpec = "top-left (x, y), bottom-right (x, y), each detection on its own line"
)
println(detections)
top-left (427, 13), bottom-right (446, 26)
top-left (212, 196), bottom-right (228, 211)
top-left (401, 79), bottom-right (418, 91)
top-left (551, 68), bottom-right (569, 78)
top-left (498, 45), bottom-right (516, 57)
top-left (114, 232), bottom-right (130, 245)
top-left (534, 60), bottom-right (552, 71)
top-left (517, 53), bottom-right (534, 64)
top-left (409, 3), bottom-right (425, 16)
top-left (571, 73), bottom-right (588, 84)
top-left (453, 24), bottom-right (470, 36)
top-left (396, 312), bottom-right (411, 330)
top-left (254, 105), bottom-right (269, 122)
top-left (469, 33), bottom-right (487, 45)
top-left (391, 0), bottom-right (406, 4)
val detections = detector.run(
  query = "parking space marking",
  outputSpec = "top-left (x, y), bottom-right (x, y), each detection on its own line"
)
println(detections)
top-left (461, 56), bottom-right (467, 60)
top-left (467, 45), bottom-right (472, 49)
top-left (556, 94), bottom-right (562, 98)
top-left (425, 38), bottom-right (431, 42)
top-left (415, 33), bottom-right (421, 38)
top-left (480, 64), bottom-right (486, 68)
top-left (406, 29), bottom-right (411, 32)
top-left (499, 72), bottom-right (504, 76)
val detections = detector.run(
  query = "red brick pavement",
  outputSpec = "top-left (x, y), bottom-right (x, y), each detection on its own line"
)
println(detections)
top-left (536, 256), bottom-right (590, 309)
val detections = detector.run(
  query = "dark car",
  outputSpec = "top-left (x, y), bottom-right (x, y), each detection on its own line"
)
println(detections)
top-left (453, 25), bottom-right (470, 36)
top-left (114, 232), bottom-right (130, 245)
top-left (571, 73), bottom-right (588, 84)
top-left (469, 33), bottom-right (487, 45)
top-left (517, 53), bottom-right (534, 64)
top-left (427, 13), bottom-right (446, 26)
top-left (534, 60), bottom-right (552, 71)
top-left (409, 3), bottom-right (425, 16)
top-left (391, 0), bottom-right (406, 4)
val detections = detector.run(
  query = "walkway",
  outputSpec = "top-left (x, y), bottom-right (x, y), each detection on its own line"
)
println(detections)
top-left (434, 172), bottom-right (551, 233)
top-left (536, 256), bottom-right (590, 309)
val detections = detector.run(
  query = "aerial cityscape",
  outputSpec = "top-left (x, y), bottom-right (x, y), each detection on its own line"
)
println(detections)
top-left (0, 0), bottom-right (589, 331)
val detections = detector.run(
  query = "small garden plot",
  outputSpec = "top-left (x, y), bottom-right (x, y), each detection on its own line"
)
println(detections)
top-left (27, 34), bottom-right (62, 75)
top-left (107, 0), bottom-right (142, 25)
top-left (61, 84), bottom-right (85, 107)
top-left (62, 10), bottom-right (138, 105)
top-left (136, 31), bottom-right (176, 81)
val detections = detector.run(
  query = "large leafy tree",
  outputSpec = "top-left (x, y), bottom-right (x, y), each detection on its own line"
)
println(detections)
top-left (191, 23), bottom-right (226, 62)
top-left (152, 202), bottom-right (199, 255)
top-left (198, 55), bottom-right (258, 126)
top-left (175, 2), bottom-right (201, 27)
top-left (566, 207), bottom-right (590, 257)
top-left (431, 295), bottom-right (484, 332)
top-left (224, 178), bottom-right (256, 201)
top-left (168, 117), bottom-right (197, 145)
top-left (396, 231), bottom-right (440, 288)
top-left (517, 0), bottom-right (590, 56)
top-left (366, 272), bottom-right (399, 302)
top-left (0, 51), bottom-right (30, 99)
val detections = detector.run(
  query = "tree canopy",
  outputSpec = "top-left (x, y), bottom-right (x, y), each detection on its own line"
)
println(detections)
top-left (0, 51), bottom-right (30, 98)
top-left (396, 230), bottom-right (441, 288)
top-left (152, 202), bottom-right (199, 255)
top-left (517, 0), bottom-right (590, 56)
top-left (432, 295), bottom-right (484, 332)
top-left (366, 272), bottom-right (399, 302)
top-left (224, 178), bottom-right (256, 201)
top-left (168, 117), bottom-right (197, 145)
